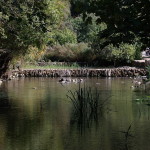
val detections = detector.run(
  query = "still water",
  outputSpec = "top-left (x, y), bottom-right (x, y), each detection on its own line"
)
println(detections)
top-left (0, 77), bottom-right (150, 150)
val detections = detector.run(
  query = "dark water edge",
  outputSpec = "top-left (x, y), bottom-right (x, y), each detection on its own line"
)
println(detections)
top-left (0, 77), bottom-right (150, 150)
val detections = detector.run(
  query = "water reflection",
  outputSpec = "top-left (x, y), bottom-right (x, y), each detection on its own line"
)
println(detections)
top-left (70, 108), bottom-right (99, 135)
top-left (0, 83), bottom-right (10, 108)
top-left (0, 78), bottom-right (150, 150)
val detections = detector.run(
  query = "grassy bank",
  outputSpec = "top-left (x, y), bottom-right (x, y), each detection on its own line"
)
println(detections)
top-left (22, 64), bottom-right (81, 70)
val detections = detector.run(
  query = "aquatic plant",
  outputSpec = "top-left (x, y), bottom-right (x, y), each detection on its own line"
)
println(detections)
top-left (67, 85), bottom-right (97, 114)
top-left (67, 84), bottom-right (100, 132)
top-left (120, 124), bottom-right (134, 150)
top-left (134, 95), bottom-right (150, 105)
top-left (67, 84), bottom-right (111, 133)
top-left (67, 84), bottom-right (109, 123)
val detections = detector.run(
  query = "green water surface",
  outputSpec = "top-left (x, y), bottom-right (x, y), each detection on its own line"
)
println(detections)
top-left (0, 77), bottom-right (150, 150)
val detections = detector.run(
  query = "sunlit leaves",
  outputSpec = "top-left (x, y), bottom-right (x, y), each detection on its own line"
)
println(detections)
top-left (0, 0), bottom-right (66, 57)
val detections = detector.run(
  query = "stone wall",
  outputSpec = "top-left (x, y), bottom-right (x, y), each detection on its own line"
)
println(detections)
top-left (2, 67), bottom-right (147, 79)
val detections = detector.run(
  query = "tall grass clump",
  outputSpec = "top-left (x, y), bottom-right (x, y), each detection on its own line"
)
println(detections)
top-left (67, 84), bottom-right (107, 122)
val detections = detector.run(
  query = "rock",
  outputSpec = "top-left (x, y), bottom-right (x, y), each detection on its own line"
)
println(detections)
top-left (7, 68), bottom-right (147, 78)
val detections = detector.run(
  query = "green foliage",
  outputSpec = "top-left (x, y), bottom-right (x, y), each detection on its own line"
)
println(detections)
top-left (23, 63), bottom-right (80, 69)
top-left (102, 43), bottom-right (137, 65)
top-left (0, 0), bottom-right (66, 56)
top-left (0, 0), bottom-right (68, 75)
top-left (23, 46), bottom-right (46, 62)
top-left (50, 28), bottom-right (77, 45)
top-left (70, 14), bottom-right (105, 44)
top-left (44, 43), bottom-right (94, 62)
top-left (134, 40), bottom-right (143, 60)
top-left (71, 0), bottom-right (150, 47)
top-left (70, 1), bottom-right (146, 66)
top-left (1, 0), bottom-right (146, 69)
top-left (43, 42), bottom-right (138, 66)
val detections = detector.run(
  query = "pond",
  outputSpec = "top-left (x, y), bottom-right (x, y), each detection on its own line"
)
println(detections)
top-left (0, 77), bottom-right (150, 150)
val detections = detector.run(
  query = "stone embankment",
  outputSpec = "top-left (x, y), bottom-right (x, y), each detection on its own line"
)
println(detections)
top-left (2, 67), bottom-right (147, 79)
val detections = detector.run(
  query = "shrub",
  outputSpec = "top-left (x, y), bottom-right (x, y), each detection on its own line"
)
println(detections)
top-left (24, 46), bottom-right (46, 62)
top-left (101, 43), bottom-right (137, 65)
top-left (44, 44), bottom-right (74, 62)
top-left (44, 43), bottom-right (93, 62)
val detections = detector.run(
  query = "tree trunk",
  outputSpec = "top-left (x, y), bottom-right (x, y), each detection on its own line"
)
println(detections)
top-left (0, 52), bottom-right (12, 78)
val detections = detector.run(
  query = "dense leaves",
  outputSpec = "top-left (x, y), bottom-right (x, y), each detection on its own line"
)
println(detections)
top-left (0, 0), bottom-right (65, 54)
top-left (71, 0), bottom-right (150, 47)
top-left (0, 0), bottom-right (149, 74)
top-left (70, 14), bottom-right (104, 44)
top-left (0, 0), bottom-right (66, 75)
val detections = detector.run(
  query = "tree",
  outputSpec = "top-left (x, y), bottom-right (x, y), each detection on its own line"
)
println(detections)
top-left (71, 0), bottom-right (150, 48)
top-left (69, 14), bottom-right (105, 44)
top-left (0, 0), bottom-right (65, 76)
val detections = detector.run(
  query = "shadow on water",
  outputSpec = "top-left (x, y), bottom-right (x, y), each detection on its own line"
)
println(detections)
top-left (70, 107), bottom-right (100, 135)
top-left (0, 98), bottom-right (10, 108)
top-left (0, 85), bottom-right (11, 108)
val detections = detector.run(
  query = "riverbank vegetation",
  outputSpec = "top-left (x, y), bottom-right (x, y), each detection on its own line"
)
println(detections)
top-left (1, 0), bottom-right (150, 76)
top-left (23, 62), bottom-right (80, 69)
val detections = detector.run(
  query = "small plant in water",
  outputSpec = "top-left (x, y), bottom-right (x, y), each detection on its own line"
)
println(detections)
top-left (120, 124), bottom-right (134, 150)
top-left (67, 84), bottom-right (108, 132)
top-left (67, 84), bottom-right (100, 115)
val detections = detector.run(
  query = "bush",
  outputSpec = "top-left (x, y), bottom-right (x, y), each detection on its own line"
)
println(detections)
top-left (44, 44), bottom-right (74, 62)
top-left (100, 43), bottom-right (137, 65)
top-left (24, 46), bottom-right (46, 62)
top-left (44, 43), bottom-right (94, 62)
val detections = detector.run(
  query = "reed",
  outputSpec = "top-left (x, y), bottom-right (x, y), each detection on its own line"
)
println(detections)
top-left (120, 124), bottom-right (134, 150)
top-left (67, 84), bottom-right (105, 120)
top-left (67, 84), bottom-right (111, 133)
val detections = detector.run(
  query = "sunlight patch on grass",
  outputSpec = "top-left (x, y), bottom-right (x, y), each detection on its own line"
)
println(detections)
top-left (23, 63), bottom-right (81, 69)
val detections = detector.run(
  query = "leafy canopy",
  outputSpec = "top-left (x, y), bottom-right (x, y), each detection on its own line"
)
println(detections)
top-left (71, 0), bottom-right (150, 47)
top-left (0, 0), bottom-right (65, 56)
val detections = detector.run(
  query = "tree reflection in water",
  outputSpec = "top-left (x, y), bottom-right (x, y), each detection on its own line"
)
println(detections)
top-left (0, 84), bottom-right (11, 108)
